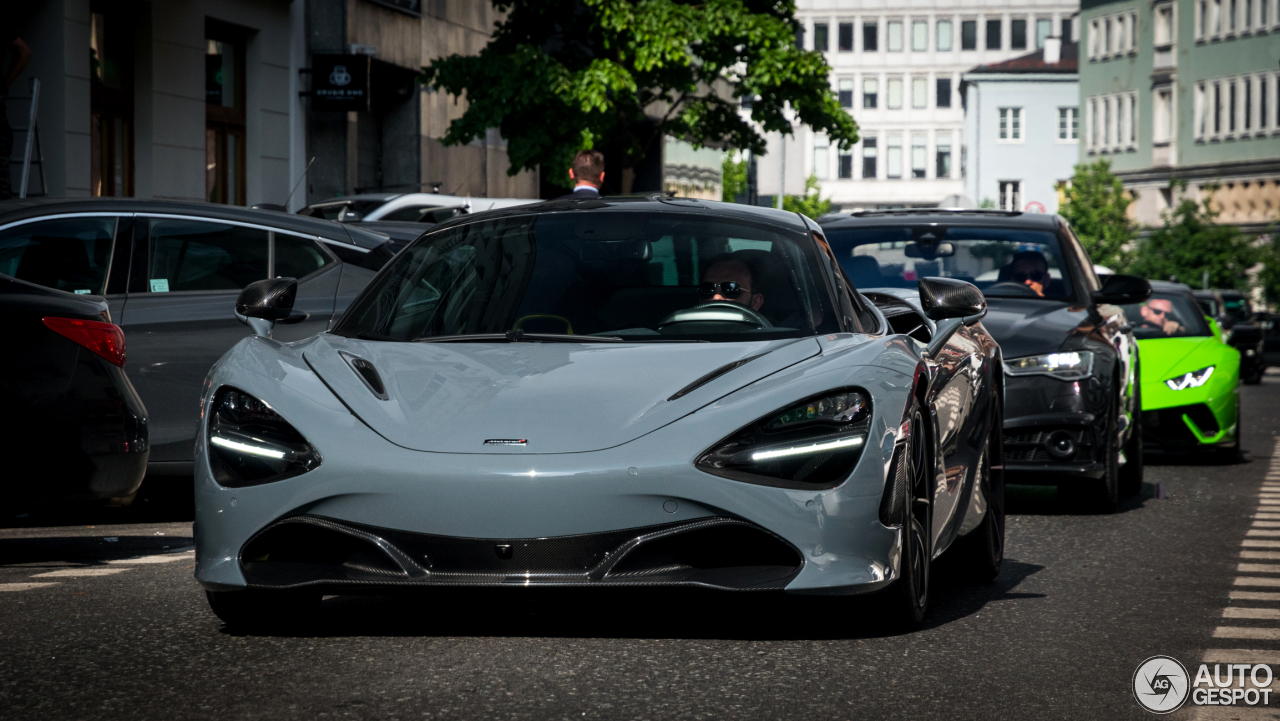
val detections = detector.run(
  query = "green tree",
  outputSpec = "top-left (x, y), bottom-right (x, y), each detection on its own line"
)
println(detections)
top-left (781, 174), bottom-right (832, 218)
top-left (420, 0), bottom-right (858, 189)
top-left (1059, 160), bottom-right (1136, 270)
top-left (1127, 186), bottom-right (1258, 290)
top-left (721, 151), bottom-right (748, 202)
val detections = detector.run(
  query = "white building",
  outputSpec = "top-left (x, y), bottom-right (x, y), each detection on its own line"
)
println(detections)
top-left (962, 39), bottom-right (1080, 212)
top-left (758, 0), bottom-right (1079, 210)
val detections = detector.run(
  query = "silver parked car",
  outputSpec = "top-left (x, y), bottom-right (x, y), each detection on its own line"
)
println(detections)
top-left (194, 197), bottom-right (1007, 629)
top-left (0, 198), bottom-right (395, 478)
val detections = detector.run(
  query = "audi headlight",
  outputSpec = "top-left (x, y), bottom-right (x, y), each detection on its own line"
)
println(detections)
top-left (207, 387), bottom-right (321, 487)
top-left (695, 389), bottom-right (871, 489)
top-left (1004, 351), bottom-right (1095, 380)
top-left (1166, 366), bottom-right (1215, 391)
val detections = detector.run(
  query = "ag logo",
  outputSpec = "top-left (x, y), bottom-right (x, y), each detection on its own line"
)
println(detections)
top-left (1133, 655), bottom-right (1190, 714)
top-left (329, 65), bottom-right (352, 87)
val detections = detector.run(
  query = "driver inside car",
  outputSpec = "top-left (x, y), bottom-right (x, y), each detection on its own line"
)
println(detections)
top-left (1000, 251), bottom-right (1051, 298)
top-left (1138, 298), bottom-right (1185, 336)
top-left (700, 257), bottom-right (765, 311)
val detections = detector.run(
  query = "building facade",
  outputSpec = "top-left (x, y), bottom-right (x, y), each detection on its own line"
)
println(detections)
top-left (1079, 0), bottom-right (1280, 230)
top-left (765, 0), bottom-right (1079, 210)
top-left (963, 39), bottom-right (1080, 212)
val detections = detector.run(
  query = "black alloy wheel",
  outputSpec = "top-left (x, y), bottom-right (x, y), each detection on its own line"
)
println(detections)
top-left (957, 393), bottom-right (1005, 582)
top-left (1218, 401), bottom-right (1242, 464)
top-left (888, 400), bottom-right (932, 628)
top-left (1119, 381), bottom-right (1144, 496)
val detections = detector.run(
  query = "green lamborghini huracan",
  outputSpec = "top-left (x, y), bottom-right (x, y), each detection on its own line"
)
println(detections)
top-left (1122, 281), bottom-right (1241, 460)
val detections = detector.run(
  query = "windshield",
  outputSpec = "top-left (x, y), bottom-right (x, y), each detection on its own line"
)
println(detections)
top-left (824, 226), bottom-right (1075, 300)
top-left (1120, 292), bottom-right (1212, 339)
top-left (1222, 295), bottom-right (1252, 322)
top-left (333, 212), bottom-right (841, 343)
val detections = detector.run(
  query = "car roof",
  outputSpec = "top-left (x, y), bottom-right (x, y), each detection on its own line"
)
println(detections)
top-left (817, 208), bottom-right (1064, 231)
top-left (0, 197), bottom-right (385, 249)
top-left (426, 195), bottom-right (809, 233)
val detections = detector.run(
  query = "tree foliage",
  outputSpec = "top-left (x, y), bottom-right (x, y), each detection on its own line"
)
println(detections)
top-left (420, 0), bottom-right (858, 188)
top-left (721, 151), bottom-right (748, 202)
top-left (1059, 160), bottom-right (1136, 270)
top-left (1126, 187), bottom-right (1258, 290)
top-left (781, 174), bottom-right (832, 218)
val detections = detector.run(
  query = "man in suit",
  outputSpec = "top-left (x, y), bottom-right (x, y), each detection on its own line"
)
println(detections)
top-left (555, 149), bottom-right (605, 200)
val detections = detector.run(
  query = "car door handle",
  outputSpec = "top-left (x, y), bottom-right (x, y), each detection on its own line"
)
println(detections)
top-left (276, 311), bottom-right (310, 325)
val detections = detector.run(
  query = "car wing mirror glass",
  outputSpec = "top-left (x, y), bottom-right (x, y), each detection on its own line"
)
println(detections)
top-left (236, 278), bottom-right (297, 338)
top-left (1091, 274), bottom-right (1151, 305)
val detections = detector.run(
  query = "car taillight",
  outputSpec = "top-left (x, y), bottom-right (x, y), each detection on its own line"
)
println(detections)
top-left (42, 317), bottom-right (126, 367)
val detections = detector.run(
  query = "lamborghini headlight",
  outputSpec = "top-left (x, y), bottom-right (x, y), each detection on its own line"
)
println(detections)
top-left (695, 389), bottom-right (871, 489)
top-left (1165, 366), bottom-right (1215, 391)
top-left (207, 387), bottom-right (321, 487)
top-left (1004, 351), bottom-right (1094, 380)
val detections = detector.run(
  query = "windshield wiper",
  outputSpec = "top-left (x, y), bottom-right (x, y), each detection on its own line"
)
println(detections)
top-left (415, 331), bottom-right (626, 343)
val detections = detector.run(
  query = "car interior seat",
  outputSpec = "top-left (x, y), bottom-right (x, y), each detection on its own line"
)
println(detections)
top-left (16, 236), bottom-right (96, 292)
top-left (840, 255), bottom-right (884, 290)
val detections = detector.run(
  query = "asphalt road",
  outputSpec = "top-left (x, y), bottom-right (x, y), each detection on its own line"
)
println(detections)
top-left (3, 377), bottom-right (1280, 720)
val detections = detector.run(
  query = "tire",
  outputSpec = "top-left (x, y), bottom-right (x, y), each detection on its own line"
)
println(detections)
top-left (1119, 384), bottom-right (1144, 497)
top-left (1218, 402), bottom-right (1242, 464)
top-left (955, 396), bottom-right (1004, 582)
top-left (885, 399), bottom-right (932, 628)
top-left (1063, 398), bottom-right (1119, 513)
top-left (206, 589), bottom-right (320, 629)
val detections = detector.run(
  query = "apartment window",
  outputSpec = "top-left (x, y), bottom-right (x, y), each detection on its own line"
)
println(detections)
top-left (1155, 3), bottom-right (1175, 45)
top-left (206, 25), bottom-right (246, 206)
top-left (863, 78), bottom-right (878, 108)
top-left (839, 22), bottom-right (854, 51)
top-left (1261, 76), bottom-right (1268, 131)
top-left (1245, 0), bottom-right (1253, 29)
top-left (962, 20), bottom-right (977, 50)
top-left (1105, 18), bottom-right (1113, 55)
top-left (1214, 81), bottom-right (1223, 134)
top-left (794, 25), bottom-right (805, 49)
top-left (912, 20), bottom-right (928, 51)
top-left (1034, 19), bottom-right (1052, 48)
top-left (1089, 20), bottom-right (1099, 58)
top-left (1059, 107), bottom-right (1079, 140)
top-left (1130, 11), bottom-right (1139, 50)
top-left (1011, 19), bottom-right (1027, 49)
top-left (90, 8), bottom-right (134, 198)
top-left (911, 136), bottom-right (927, 179)
top-left (1230, 0), bottom-right (1237, 30)
top-left (999, 107), bottom-right (1024, 141)
top-left (1061, 18), bottom-right (1072, 43)
top-left (912, 77), bottom-right (927, 109)
top-left (887, 21), bottom-right (904, 51)
top-left (1195, 82), bottom-right (1207, 139)
top-left (887, 77), bottom-right (903, 109)
top-left (1245, 78), bottom-right (1253, 131)
top-left (1213, 0), bottom-right (1223, 34)
top-left (937, 20), bottom-right (953, 51)
top-left (814, 22), bottom-right (829, 51)
top-left (1154, 89), bottom-right (1173, 143)
top-left (986, 19), bottom-right (1002, 50)
top-left (1230, 80), bottom-right (1237, 133)
top-left (886, 135), bottom-right (903, 179)
top-left (814, 136), bottom-right (830, 180)
top-left (1104, 97), bottom-right (1112, 146)
top-left (936, 143), bottom-right (951, 178)
top-left (862, 22), bottom-right (877, 51)
top-left (999, 181), bottom-right (1022, 212)
top-left (1128, 93), bottom-right (1138, 146)
top-left (1089, 97), bottom-right (1099, 148)
top-left (838, 79), bottom-right (854, 108)
top-left (838, 150), bottom-right (853, 179)
top-left (936, 78), bottom-right (952, 108)
top-left (862, 138), bottom-right (878, 178)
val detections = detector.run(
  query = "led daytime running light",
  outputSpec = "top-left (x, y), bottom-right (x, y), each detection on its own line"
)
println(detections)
top-left (1165, 366), bottom-right (1215, 391)
top-left (211, 435), bottom-right (287, 459)
top-left (750, 435), bottom-right (865, 461)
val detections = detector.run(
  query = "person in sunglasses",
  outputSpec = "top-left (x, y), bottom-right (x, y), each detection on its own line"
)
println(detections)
top-left (1137, 297), bottom-right (1184, 336)
top-left (1003, 251), bottom-right (1052, 298)
top-left (699, 257), bottom-right (766, 312)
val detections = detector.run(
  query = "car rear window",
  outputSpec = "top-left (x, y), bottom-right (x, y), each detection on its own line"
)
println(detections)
top-left (0, 217), bottom-right (118, 295)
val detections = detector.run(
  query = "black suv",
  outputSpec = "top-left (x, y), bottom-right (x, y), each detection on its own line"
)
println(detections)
top-left (820, 209), bottom-right (1151, 511)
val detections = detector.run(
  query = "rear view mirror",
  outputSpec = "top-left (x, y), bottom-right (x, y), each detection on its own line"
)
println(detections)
top-left (236, 278), bottom-right (297, 338)
top-left (904, 241), bottom-right (955, 259)
top-left (1091, 274), bottom-right (1151, 305)
top-left (919, 276), bottom-right (986, 322)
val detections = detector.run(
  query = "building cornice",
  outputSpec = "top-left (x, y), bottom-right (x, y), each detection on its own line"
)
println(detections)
top-left (1116, 158), bottom-right (1280, 184)
top-left (960, 73), bottom-right (1078, 83)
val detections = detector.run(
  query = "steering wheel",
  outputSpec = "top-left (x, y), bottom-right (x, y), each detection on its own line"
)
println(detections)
top-left (513, 314), bottom-right (573, 334)
top-left (657, 301), bottom-right (773, 330)
top-left (984, 281), bottom-right (1041, 298)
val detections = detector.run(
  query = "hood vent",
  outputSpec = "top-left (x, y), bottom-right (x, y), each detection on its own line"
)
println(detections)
top-left (339, 351), bottom-right (389, 400)
top-left (668, 354), bottom-right (764, 401)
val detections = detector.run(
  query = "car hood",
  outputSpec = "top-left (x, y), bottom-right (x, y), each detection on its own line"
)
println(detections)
top-left (980, 297), bottom-right (1091, 359)
top-left (1137, 335), bottom-right (1226, 381)
top-left (303, 335), bottom-right (821, 454)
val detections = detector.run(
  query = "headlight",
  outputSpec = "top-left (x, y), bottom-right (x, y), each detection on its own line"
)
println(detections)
top-left (695, 389), bottom-right (871, 489)
top-left (207, 387), bottom-right (321, 487)
top-left (1004, 351), bottom-right (1094, 380)
top-left (1165, 366), bottom-right (1214, 391)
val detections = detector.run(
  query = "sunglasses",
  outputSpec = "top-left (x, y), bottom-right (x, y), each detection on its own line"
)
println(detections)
top-left (1014, 270), bottom-right (1047, 283)
top-left (1147, 307), bottom-right (1169, 317)
top-left (698, 281), bottom-right (752, 299)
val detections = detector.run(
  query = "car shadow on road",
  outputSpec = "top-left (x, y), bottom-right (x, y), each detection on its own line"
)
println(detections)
top-left (219, 558), bottom-right (1046, 642)
top-left (0, 534), bottom-right (193, 566)
top-left (1004, 481), bottom-right (1155, 516)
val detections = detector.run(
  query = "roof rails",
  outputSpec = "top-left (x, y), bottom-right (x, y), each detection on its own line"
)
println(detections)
top-left (849, 208), bottom-right (1024, 217)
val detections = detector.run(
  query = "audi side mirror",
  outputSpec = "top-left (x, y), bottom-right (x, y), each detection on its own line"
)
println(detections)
top-left (1091, 274), bottom-right (1152, 305)
top-left (919, 276), bottom-right (987, 323)
top-left (235, 278), bottom-right (297, 338)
